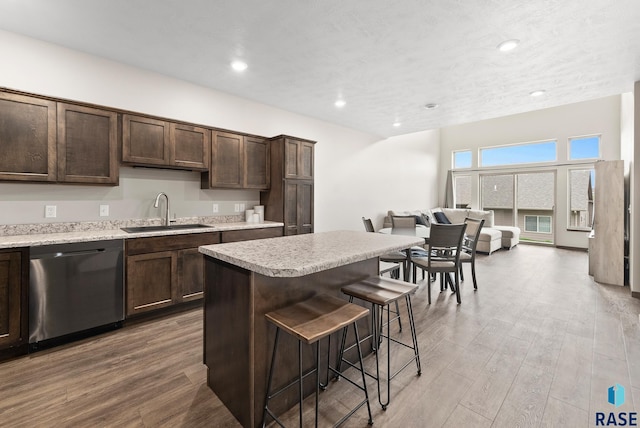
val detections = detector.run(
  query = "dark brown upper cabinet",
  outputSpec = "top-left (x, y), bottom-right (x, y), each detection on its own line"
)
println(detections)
top-left (57, 103), bottom-right (119, 185)
top-left (122, 114), bottom-right (170, 167)
top-left (284, 137), bottom-right (314, 180)
top-left (171, 123), bottom-right (210, 170)
top-left (122, 114), bottom-right (209, 171)
top-left (202, 132), bottom-right (270, 189)
top-left (244, 136), bottom-right (270, 189)
top-left (0, 92), bottom-right (57, 182)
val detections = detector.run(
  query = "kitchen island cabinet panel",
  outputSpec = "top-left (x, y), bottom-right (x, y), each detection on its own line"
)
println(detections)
top-left (0, 248), bottom-right (28, 358)
top-left (0, 92), bottom-right (57, 182)
top-left (57, 103), bottom-right (119, 185)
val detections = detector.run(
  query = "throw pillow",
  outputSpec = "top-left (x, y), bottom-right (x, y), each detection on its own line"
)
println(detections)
top-left (415, 215), bottom-right (427, 226)
top-left (433, 211), bottom-right (451, 224)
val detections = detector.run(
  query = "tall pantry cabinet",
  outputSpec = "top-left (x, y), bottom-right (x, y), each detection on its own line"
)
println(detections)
top-left (261, 135), bottom-right (315, 235)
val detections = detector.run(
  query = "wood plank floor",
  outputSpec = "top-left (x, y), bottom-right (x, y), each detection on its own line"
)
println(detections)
top-left (1, 244), bottom-right (639, 427)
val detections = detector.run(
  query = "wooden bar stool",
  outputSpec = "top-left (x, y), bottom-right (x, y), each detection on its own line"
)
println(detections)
top-left (262, 294), bottom-right (373, 427)
top-left (338, 276), bottom-right (421, 410)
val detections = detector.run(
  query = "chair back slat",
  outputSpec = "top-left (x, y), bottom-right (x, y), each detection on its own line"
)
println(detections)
top-left (462, 217), bottom-right (485, 253)
top-left (391, 215), bottom-right (416, 229)
top-left (362, 217), bottom-right (375, 232)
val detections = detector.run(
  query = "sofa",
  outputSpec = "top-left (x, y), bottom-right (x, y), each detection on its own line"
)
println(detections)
top-left (383, 208), bottom-right (520, 254)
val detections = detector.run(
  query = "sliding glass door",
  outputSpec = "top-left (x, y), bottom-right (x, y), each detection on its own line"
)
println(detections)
top-left (481, 171), bottom-right (556, 244)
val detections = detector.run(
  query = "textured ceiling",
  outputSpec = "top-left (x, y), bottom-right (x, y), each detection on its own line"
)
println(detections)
top-left (1, 0), bottom-right (640, 137)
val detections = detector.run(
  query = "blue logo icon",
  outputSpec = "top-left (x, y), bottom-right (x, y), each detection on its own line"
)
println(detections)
top-left (608, 384), bottom-right (625, 408)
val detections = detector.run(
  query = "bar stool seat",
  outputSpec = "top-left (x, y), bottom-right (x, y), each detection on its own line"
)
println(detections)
top-left (262, 294), bottom-right (373, 427)
top-left (339, 276), bottom-right (422, 410)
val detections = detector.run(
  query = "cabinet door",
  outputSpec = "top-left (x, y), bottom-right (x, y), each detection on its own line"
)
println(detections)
top-left (297, 181), bottom-right (314, 234)
top-left (0, 251), bottom-right (24, 348)
top-left (283, 180), bottom-right (314, 235)
top-left (284, 138), bottom-right (314, 180)
top-left (244, 136), bottom-right (270, 189)
top-left (284, 138), bottom-right (301, 179)
top-left (298, 141), bottom-right (314, 180)
top-left (209, 131), bottom-right (243, 188)
top-left (57, 103), bottom-right (119, 184)
top-left (126, 251), bottom-right (178, 316)
top-left (122, 114), bottom-right (170, 166)
top-left (171, 123), bottom-right (210, 170)
top-left (178, 248), bottom-right (204, 302)
top-left (0, 92), bottom-right (56, 182)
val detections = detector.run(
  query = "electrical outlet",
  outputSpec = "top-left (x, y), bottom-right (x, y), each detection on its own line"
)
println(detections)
top-left (239, 203), bottom-right (245, 211)
top-left (234, 204), bottom-right (240, 212)
top-left (45, 205), bottom-right (57, 218)
top-left (99, 204), bottom-right (109, 217)
top-left (212, 203), bottom-right (219, 213)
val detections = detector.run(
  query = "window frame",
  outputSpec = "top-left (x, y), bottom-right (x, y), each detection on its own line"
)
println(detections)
top-left (524, 215), bottom-right (553, 234)
top-left (568, 134), bottom-right (601, 161)
top-left (479, 139), bottom-right (557, 168)
top-left (452, 150), bottom-right (472, 169)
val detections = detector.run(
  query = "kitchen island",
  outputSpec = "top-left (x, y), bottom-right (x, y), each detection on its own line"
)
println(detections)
top-left (198, 230), bottom-right (423, 428)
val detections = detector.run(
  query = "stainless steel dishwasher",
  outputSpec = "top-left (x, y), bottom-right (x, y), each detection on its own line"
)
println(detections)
top-left (29, 239), bottom-right (124, 346)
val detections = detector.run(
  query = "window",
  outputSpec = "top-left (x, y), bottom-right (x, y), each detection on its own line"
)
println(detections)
top-left (453, 150), bottom-right (472, 168)
top-left (480, 140), bottom-right (556, 167)
top-left (569, 136), bottom-right (600, 160)
top-left (524, 215), bottom-right (552, 233)
top-left (568, 168), bottom-right (594, 230)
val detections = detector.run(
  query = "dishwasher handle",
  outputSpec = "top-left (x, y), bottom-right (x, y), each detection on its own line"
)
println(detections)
top-left (52, 248), bottom-right (107, 258)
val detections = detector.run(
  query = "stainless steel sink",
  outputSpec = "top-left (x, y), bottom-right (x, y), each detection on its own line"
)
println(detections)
top-left (120, 224), bottom-right (214, 233)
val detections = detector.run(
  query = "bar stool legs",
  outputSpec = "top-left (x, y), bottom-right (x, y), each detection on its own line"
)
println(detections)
top-left (338, 277), bottom-right (422, 411)
top-left (261, 294), bottom-right (373, 427)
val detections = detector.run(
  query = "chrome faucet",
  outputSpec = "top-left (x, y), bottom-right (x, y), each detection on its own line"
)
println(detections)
top-left (153, 192), bottom-right (171, 226)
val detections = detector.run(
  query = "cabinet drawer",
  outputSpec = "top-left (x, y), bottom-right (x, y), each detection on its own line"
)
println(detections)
top-left (126, 232), bottom-right (220, 255)
top-left (221, 227), bottom-right (283, 243)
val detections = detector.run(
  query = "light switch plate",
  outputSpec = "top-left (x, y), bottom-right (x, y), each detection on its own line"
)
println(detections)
top-left (239, 203), bottom-right (245, 211)
top-left (99, 204), bottom-right (109, 217)
top-left (234, 204), bottom-right (240, 212)
top-left (45, 205), bottom-right (57, 218)
top-left (213, 203), bottom-right (219, 213)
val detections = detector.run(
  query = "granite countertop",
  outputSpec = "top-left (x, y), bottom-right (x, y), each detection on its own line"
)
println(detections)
top-left (0, 220), bottom-right (284, 249)
top-left (199, 230), bottom-right (423, 277)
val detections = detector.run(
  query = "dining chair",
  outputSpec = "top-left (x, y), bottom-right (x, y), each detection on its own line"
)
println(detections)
top-left (459, 217), bottom-right (484, 290)
top-left (411, 223), bottom-right (467, 304)
top-left (362, 217), bottom-right (406, 280)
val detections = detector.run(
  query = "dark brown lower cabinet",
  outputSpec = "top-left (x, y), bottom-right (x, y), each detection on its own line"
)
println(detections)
top-left (125, 232), bottom-right (220, 317)
top-left (0, 248), bottom-right (28, 359)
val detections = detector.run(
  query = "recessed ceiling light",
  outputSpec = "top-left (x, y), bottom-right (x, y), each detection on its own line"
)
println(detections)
top-left (334, 99), bottom-right (346, 108)
top-left (231, 60), bottom-right (248, 72)
top-left (529, 90), bottom-right (546, 97)
top-left (393, 122), bottom-right (401, 127)
top-left (497, 39), bottom-right (520, 52)
top-left (424, 103), bottom-right (439, 110)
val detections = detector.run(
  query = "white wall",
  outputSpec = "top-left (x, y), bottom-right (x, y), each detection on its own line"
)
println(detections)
top-left (0, 30), bottom-right (438, 231)
top-left (439, 96), bottom-right (622, 249)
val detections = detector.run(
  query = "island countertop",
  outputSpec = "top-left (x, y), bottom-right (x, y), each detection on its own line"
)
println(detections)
top-left (198, 229), bottom-right (423, 277)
